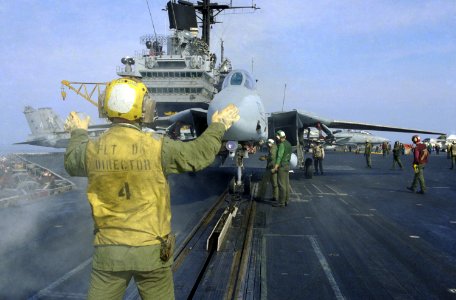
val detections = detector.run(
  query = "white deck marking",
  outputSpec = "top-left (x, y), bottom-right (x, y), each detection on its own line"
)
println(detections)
top-left (308, 236), bottom-right (345, 300)
top-left (325, 185), bottom-right (348, 196)
top-left (260, 236), bottom-right (268, 300)
top-left (289, 186), bottom-right (303, 198)
top-left (302, 184), bottom-right (313, 195)
top-left (289, 186), bottom-right (308, 202)
top-left (31, 292), bottom-right (86, 299)
top-left (311, 183), bottom-right (324, 194)
top-left (335, 197), bottom-right (348, 206)
top-left (351, 213), bottom-right (374, 217)
top-left (262, 234), bottom-right (345, 300)
top-left (28, 258), bottom-right (92, 300)
top-left (293, 199), bottom-right (310, 202)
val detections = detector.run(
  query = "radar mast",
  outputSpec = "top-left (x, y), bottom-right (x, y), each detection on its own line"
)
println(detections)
top-left (170, 0), bottom-right (259, 47)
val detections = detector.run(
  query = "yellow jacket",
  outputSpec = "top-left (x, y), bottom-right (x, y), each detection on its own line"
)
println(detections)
top-left (65, 122), bottom-right (225, 247)
top-left (86, 125), bottom-right (169, 246)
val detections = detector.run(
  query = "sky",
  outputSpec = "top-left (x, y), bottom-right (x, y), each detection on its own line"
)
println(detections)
top-left (0, 0), bottom-right (455, 148)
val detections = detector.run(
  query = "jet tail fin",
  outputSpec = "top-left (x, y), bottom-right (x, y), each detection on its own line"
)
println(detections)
top-left (24, 106), bottom-right (65, 135)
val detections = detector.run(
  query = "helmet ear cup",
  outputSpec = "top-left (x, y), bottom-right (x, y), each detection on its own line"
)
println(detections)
top-left (142, 94), bottom-right (156, 124)
top-left (98, 91), bottom-right (107, 118)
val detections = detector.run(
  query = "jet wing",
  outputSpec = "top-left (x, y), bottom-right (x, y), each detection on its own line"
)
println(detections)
top-left (87, 124), bottom-right (110, 130)
top-left (153, 108), bottom-right (208, 136)
top-left (333, 137), bottom-right (351, 144)
top-left (269, 110), bottom-right (445, 146)
top-left (15, 125), bottom-right (109, 149)
top-left (14, 136), bottom-right (70, 148)
top-left (326, 120), bottom-right (444, 134)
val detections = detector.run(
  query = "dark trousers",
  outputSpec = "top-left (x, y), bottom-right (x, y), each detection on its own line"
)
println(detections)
top-left (314, 158), bottom-right (323, 174)
top-left (365, 154), bottom-right (372, 168)
top-left (392, 156), bottom-right (403, 169)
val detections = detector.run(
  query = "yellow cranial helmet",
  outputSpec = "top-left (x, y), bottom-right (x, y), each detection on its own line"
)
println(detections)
top-left (101, 77), bottom-right (154, 122)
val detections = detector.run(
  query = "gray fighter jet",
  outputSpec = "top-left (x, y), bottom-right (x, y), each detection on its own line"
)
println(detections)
top-left (156, 68), bottom-right (444, 191)
top-left (16, 106), bottom-right (105, 148)
top-left (305, 128), bottom-right (389, 146)
top-left (332, 130), bottom-right (389, 146)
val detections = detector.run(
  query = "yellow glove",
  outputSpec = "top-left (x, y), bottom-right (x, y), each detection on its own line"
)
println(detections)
top-left (413, 164), bottom-right (419, 173)
top-left (211, 104), bottom-right (240, 130)
top-left (64, 111), bottom-right (90, 132)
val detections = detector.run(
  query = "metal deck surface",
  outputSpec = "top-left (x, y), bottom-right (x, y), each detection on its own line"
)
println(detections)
top-left (244, 151), bottom-right (456, 299)
top-left (2, 151), bottom-right (456, 299)
top-left (0, 152), bottom-right (232, 299)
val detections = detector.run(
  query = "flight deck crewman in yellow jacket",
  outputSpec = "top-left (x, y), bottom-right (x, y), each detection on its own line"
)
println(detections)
top-left (64, 77), bottom-right (239, 300)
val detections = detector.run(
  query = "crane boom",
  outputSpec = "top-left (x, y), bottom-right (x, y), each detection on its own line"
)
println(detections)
top-left (61, 80), bottom-right (108, 107)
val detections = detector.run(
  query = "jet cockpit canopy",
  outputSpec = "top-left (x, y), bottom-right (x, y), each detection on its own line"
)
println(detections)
top-left (222, 69), bottom-right (256, 90)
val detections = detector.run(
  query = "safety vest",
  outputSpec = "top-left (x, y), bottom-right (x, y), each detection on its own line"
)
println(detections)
top-left (313, 145), bottom-right (323, 158)
top-left (365, 143), bottom-right (372, 154)
top-left (86, 125), bottom-right (170, 246)
top-left (451, 145), bottom-right (456, 156)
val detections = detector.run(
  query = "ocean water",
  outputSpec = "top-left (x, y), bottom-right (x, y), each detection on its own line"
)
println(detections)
top-left (0, 144), bottom-right (64, 156)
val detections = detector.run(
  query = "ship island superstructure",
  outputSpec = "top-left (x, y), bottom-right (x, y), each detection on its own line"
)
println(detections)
top-left (117, 2), bottom-right (231, 116)
top-left (116, 1), bottom-right (238, 116)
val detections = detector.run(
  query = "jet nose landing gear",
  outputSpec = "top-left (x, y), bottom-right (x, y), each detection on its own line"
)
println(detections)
top-left (228, 147), bottom-right (251, 197)
top-left (228, 172), bottom-right (251, 196)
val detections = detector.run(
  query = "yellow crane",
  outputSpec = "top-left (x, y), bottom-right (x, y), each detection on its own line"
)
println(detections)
top-left (60, 80), bottom-right (108, 107)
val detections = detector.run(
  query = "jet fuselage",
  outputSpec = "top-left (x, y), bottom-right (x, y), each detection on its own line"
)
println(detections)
top-left (207, 70), bottom-right (268, 143)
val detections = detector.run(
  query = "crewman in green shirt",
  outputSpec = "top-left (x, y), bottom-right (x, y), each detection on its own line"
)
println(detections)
top-left (364, 140), bottom-right (373, 168)
top-left (450, 141), bottom-right (456, 169)
top-left (391, 141), bottom-right (404, 170)
top-left (63, 77), bottom-right (240, 300)
top-left (272, 130), bottom-right (292, 207)
top-left (257, 138), bottom-right (278, 202)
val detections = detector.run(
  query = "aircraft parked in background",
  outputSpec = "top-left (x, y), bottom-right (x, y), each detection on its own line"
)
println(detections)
top-left (332, 129), bottom-right (389, 146)
top-left (304, 128), bottom-right (389, 146)
top-left (426, 134), bottom-right (456, 151)
top-left (447, 135), bottom-right (456, 144)
top-left (20, 70), bottom-right (445, 193)
top-left (16, 106), bottom-right (105, 148)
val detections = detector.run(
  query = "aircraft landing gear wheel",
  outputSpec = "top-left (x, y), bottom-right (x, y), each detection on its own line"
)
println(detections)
top-left (243, 174), bottom-right (251, 195)
top-left (228, 178), bottom-right (236, 194)
top-left (305, 158), bottom-right (313, 179)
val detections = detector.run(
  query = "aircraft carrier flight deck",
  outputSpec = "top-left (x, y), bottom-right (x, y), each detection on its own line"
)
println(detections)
top-left (1, 150), bottom-right (455, 299)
